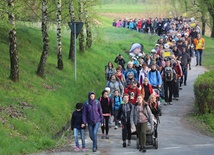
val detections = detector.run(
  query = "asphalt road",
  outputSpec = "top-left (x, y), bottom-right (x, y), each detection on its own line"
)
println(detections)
top-left (32, 58), bottom-right (214, 155)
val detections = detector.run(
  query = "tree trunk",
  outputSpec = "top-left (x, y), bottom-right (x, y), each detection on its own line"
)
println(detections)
top-left (201, 16), bottom-right (206, 35)
top-left (8, 0), bottom-right (19, 82)
top-left (78, 0), bottom-right (85, 52)
top-left (85, 10), bottom-right (92, 48)
top-left (68, 0), bottom-right (75, 60)
top-left (57, 0), bottom-right (63, 70)
top-left (37, 0), bottom-right (49, 77)
top-left (211, 17), bottom-right (214, 38)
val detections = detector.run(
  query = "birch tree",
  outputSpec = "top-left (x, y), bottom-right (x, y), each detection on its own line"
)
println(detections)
top-left (68, 0), bottom-right (75, 60)
top-left (57, 0), bottom-right (63, 70)
top-left (8, 0), bottom-right (19, 82)
top-left (78, 0), bottom-right (85, 52)
top-left (37, 0), bottom-right (49, 77)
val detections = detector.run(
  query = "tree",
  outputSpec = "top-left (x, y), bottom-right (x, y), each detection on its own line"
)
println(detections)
top-left (78, 0), bottom-right (85, 52)
top-left (8, 0), bottom-right (19, 82)
top-left (203, 0), bottom-right (214, 38)
top-left (37, 0), bottom-right (49, 77)
top-left (68, 0), bottom-right (75, 60)
top-left (57, 0), bottom-right (63, 70)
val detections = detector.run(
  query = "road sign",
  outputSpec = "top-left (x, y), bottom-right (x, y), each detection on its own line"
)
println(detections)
top-left (68, 22), bottom-right (83, 38)
top-left (68, 22), bottom-right (84, 81)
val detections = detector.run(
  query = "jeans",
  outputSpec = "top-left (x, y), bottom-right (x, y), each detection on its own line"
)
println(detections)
top-left (73, 128), bottom-right (85, 148)
top-left (88, 122), bottom-right (100, 150)
top-left (195, 49), bottom-right (203, 65)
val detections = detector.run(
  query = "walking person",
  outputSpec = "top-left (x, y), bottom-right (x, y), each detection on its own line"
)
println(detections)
top-left (163, 60), bottom-right (176, 105)
top-left (82, 92), bottom-right (103, 152)
top-left (71, 103), bottom-right (86, 152)
top-left (194, 34), bottom-right (205, 66)
top-left (117, 94), bottom-right (132, 148)
top-left (112, 89), bottom-right (122, 129)
top-left (130, 95), bottom-right (154, 152)
top-left (99, 90), bottom-right (112, 139)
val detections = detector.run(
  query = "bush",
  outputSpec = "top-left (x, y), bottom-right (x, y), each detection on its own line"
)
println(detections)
top-left (194, 70), bottom-right (214, 114)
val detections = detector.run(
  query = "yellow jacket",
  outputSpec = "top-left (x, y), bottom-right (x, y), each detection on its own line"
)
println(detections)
top-left (194, 38), bottom-right (205, 50)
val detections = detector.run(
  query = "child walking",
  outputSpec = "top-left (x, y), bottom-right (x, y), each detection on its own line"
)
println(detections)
top-left (112, 89), bottom-right (122, 129)
top-left (71, 102), bottom-right (86, 152)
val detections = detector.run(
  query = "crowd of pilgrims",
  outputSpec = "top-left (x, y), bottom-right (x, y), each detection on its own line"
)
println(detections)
top-left (71, 16), bottom-right (202, 153)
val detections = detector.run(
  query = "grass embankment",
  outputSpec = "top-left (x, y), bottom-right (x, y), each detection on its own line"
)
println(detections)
top-left (0, 20), bottom-right (158, 154)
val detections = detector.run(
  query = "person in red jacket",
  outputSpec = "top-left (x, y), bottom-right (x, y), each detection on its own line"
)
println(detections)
top-left (140, 77), bottom-right (154, 102)
top-left (124, 80), bottom-right (141, 105)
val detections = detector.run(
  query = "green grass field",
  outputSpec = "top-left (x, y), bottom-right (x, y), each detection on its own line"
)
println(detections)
top-left (0, 3), bottom-right (214, 155)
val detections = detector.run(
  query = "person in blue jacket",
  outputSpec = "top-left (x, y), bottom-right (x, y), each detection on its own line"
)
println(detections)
top-left (82, 92), bottom-right (103, 152)
top-left (147, 63), bottom-right (162, 88)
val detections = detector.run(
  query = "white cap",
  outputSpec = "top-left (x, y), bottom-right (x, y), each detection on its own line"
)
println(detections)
top-left (105, 87), bottom-right (110, 91)
top-left (128, 61), bottom-right (133, 65)
top-left (164, 44), bottom-right (169, 49)
top-left (151, 49), bottom-right (156, 53)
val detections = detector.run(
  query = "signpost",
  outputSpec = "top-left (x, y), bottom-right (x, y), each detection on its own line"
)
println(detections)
top-left (68, 22), bottom-right (83, 81)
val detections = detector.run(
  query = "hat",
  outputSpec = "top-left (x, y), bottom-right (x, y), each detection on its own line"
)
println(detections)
top-left (104, 87), bottom-right (110, 92)
top-left (151, 49), bottom-right (156, 53)
top-left (128, 61), bottom-right (133, 65)
top-left (164, 44), bottom-right (169, 49)
top-left (184, 33), bottom-right (188, 36)
top-left (76, 103), bottom-right (83, 109)
top-left (155, 44), bottom-right (160, 46)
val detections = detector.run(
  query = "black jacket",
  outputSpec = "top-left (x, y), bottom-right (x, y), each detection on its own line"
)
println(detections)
top-left (71, 110), bottom-right (85, 130)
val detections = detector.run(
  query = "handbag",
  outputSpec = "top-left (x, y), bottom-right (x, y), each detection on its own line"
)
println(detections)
top-left (131, 124), bottom-right (136, 133)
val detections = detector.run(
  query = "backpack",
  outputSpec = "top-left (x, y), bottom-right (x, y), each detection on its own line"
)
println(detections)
top-left (164, 67), bottom-right (174, 81)
top-left (99, 97), bottom-right (110, 106)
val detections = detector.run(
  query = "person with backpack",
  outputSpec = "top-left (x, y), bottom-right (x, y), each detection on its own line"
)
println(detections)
top-left (130, 94), bottom-right (154, 152)
top-left (112, 89), bottom-right (123, 129)
top-left (193, 33), bottom-right (205, 66)
top-left (82, 92), bottom-right (103, 152)
top-left (99, 90), bottom-right (112, 139)
top-left (163, 59), bottom-right (176, 105)
top-left (117, 94), bottom-right (132, 148)
top-left (106, 74), bottom-right (124, 97)
top-left (71, 103), bottom-right (86, 152)
top-left (147, 63), bottom-right (162, 89)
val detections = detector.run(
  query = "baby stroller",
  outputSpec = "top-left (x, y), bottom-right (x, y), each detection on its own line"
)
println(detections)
top-left (136, 118), bottom-right (158, 149)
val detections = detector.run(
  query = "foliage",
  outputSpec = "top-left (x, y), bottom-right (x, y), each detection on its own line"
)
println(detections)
top-left (194, 70), bottom-right (214, 114)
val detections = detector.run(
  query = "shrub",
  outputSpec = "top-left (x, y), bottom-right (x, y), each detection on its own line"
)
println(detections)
top-left (194, 70), bottom-right (214, 114)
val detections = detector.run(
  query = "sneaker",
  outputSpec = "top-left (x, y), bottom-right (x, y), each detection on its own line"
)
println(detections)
top-left (106, 135), bottom-right (109, 139)
top-left (82, 148), bottom-right (86, 152)
top-left (114, 125), bottom-right (118, 129)
top-left (169, 102), bottom-right (173, 105)
top-left (92, 148), bottom-right (96, 152)
top-left (74, 146), bottom-right (80, 152)
top-left (184, 83), bottom-right (187, 86)
top-left (142, 148), bottom-right (146, 152)
top-left (173, 97), bottom-right (176, 100)
top-left (123, 142), bottom-right (126, 147)
top-left (175, 97), bottom-right (179, 101)
top-left (164, 102), bottom-right (168, 106)
top-left (128, 140), bottom-right (131, 146)
top-left (101, 134), bottom-right (105, 139)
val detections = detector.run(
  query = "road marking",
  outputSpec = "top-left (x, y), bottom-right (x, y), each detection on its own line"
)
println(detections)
top-left (194, 143), bottom-right (214, 147)
top-left (163, 147), bottom-right (181, 150)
